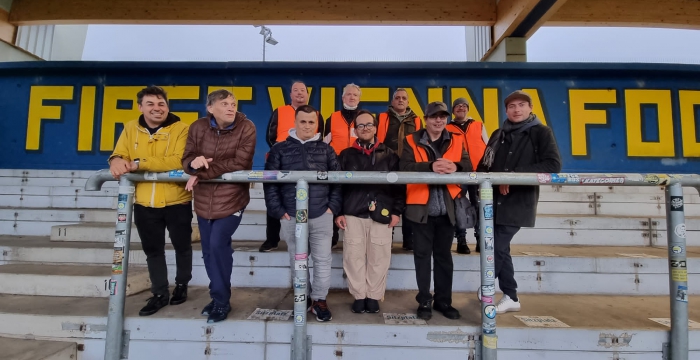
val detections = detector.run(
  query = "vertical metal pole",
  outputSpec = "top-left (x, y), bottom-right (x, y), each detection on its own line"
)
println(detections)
top-left (478, 180), bottom-right (497, 360)
top-left (665, 182), bottom-right (688, 360)
top-left (104, 177), bottom-right (135, 360)
top-left (291, 179), bottom-right (310, 360)
top-left (262, 35), bottom-right (266, 62)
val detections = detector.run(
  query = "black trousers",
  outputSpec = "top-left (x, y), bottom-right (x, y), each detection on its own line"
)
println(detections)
top-left (134, 203), bottom-right (193, 296)
top-left (266, 214), bottom-right (281, 244)
top-left (401, 216), bottom-right (414, 245)
top-left (494, 224), bottom-right (520, 299)
top-left (412, 215), bottom-right (454, 305)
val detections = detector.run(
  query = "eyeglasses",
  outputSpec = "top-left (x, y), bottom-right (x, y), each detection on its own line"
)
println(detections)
top-left (355, 123), bottom-right (376, 130)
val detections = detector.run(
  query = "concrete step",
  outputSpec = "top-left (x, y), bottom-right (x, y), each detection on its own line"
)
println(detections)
top-left (0, 263), bottom-right (150, 297)
top-left (0, 337), bottom-right (77, 360)
top-left (2, 237), bottom-right (699, 295)
top-left (0, 288), bottom-right (698, 359)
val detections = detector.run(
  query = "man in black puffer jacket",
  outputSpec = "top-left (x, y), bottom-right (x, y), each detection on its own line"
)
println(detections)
top-left (335, 110), bottom-right (405, 314)
top-left (478, 90), bottom-right (562, 314)
top-left (264, 105), bottom-right (342, 322)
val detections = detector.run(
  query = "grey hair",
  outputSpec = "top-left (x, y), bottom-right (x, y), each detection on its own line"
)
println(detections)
top-left (342, 83), bottom-right (361, 97)
top-left (206, 89), bottom-right (235, 107)
top-left (392, 88), bottom-right (409, 98)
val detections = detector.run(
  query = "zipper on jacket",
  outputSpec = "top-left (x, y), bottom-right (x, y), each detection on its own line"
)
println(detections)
top-left (208, 129), bottom-right (223, 219)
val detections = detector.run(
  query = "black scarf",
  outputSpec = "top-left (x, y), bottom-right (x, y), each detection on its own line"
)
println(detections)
top-left (481, 113), bottom-right (540, 169)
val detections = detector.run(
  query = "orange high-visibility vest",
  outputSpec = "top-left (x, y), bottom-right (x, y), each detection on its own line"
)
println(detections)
top-left (275, 105), bottom-right (296, 143)
top-left (328, 111), bottom-right (356, 155)
top-left (377, 113), bottom-right (422, 143)
top-left (405, 133), bottom-right (463, 205)
top-left (446, 120), bottom-right (487, 170)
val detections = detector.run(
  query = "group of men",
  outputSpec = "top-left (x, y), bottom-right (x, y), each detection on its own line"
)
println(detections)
top-left (108, 82), bottom-right (561, 324)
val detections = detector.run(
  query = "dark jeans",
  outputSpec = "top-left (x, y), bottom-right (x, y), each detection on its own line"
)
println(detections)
top-left (401, 216), bottom-right (414, 245)
top-left (134, 203), bottom-right (193, 297)
top-left (456, 185), bottom-right (480, 240)
top-left (494, 224), bottom-right (520, 300)
top-left (266, 214), bottom-right (281, 244)
top-left (198, 211), bottom-right (244, 306)
top-left (412, 215), bottom-right (454, 305)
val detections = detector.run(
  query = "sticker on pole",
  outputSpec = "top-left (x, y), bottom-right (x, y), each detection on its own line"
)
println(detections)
top-left (515, 316), bottom-right (570, 328)
top-left (117, 213), bottom-right (127, 223)
top-left (483, 204), bottom-right (493, 220)
top-left (144, 172), bottom-right (158, 181)
top-left (482, 322), bottom-right (496, 334)
top-left (648, 318), bottom-right (700, 329)
top-left (484, 237), bottom-right (494, 251)
top-left (118, 194), bottom-right (128, 202)
top-left (294, 294), bottom-right (306, 303)
top-left (672, 269), bottom-right (688, 281)
top-left (482, 335), bottom-right (497, 349)
top-left (316, 171), bottom-right (328, 180)
top-left (670, 196), bottom-right (684, 211)
top-left (675, 224), bottom-right (687, 238)
top-left (295, 315), bottom-right (304, 324)
top-left (383, 313), bottom-right (427, 325)
top-left (480, 188), bottom-right (493, 200)
top-left (111, 248), bottom-right (124, 275)
top-left (293, 277), bottom-right (307, 289)
top-left (481, 285), bottom-right (496, 296)
top-left (486, 255), bottom-right (494, 263)
top-left (294, 260), bottom-right (308, 271)
top-left (118, 186), bottom-right (135, 194)
top-left (108, 279), bottom-right (117, 295)
top-left (295, 209), bottom-right (308, 223)
top-left (295, 224), bottom-right (302, 238)
top-left (676, 286), bottom-right (688, 302)
top-left (484, 305), bottom-right (496, 319)
top-left (486, 270), bottom-right (495, 279)
top-left (468, 172), bottom-right (478, 180)
top-left (247, 308), bottom-right (292, 321)
top-left (672, 246), bottom-right (684, 254)
top-left (168, 170), bottom-right (184, 178)
top-left (537, 173), bottom-right (552, 184)
top-left (670, 260), bottom-right (687, 268)
top-left (114, 236), bottom-right (125, 247)
top-left (296, 188), bottom-right (308, 201)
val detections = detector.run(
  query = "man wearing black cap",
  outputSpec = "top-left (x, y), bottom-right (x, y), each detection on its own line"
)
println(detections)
top-left (400, 101), bottom-right (472, 321)
top-left (477, 90), bottom-right (561, 313)
top-left (446, 97), bottom-right (489, 254)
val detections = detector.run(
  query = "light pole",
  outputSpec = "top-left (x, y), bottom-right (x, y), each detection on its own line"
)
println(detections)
top-left (254, 25), bottom-right (278, 62)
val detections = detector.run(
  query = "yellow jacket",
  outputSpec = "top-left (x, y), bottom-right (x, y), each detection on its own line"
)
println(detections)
top-left (109, 114), bottom-right (192, 208)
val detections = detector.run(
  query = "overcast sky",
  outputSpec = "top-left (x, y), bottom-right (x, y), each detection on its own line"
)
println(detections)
top-left (81, 25), bottom-right (700, 64)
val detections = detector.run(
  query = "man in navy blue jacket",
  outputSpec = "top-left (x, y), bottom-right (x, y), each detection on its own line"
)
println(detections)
top-left (264, 105), bottom-right (342, 322)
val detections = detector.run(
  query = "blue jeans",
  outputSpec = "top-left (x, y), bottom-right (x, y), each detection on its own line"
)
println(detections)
top-left (197, 210), bottom-right (243, 306)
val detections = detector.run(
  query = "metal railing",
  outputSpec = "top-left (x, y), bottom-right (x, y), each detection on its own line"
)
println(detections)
top-left (85, 169), bottom-right (699, 360)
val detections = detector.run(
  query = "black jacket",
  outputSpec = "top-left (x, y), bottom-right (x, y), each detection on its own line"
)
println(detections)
top-left (399, 129), bottom-right (472, 225)
top-left (264, 134), bottom-right (342, 220)
top-left (265, 107), bottom-right (324, 147)
top-left (478, 123), bottom-right (562, 227)
top-left (337, 141), bottom-right (405, 218)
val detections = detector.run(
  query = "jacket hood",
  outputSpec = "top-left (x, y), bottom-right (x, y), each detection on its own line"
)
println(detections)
top-left (289, 128), bottom-right (321, 144)
top-left (138, 112), bottom-right (180, 130)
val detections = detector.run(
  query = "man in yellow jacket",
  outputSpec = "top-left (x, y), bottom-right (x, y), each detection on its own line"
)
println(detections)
top-left (108, 86), bottom-right (193, 317)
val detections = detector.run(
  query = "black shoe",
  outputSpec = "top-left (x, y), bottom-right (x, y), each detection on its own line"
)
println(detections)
top-left (456, 236), bottom-right (471, 254)
top-left (365, 298), bottom-right (380, 313)
top-left (475, 238), bottom-right (481, 253)
top-left (207, 303), bottom-right (231, 323)
top-left (417, 300), bottom-right (432, 320)
top-left (201, 300), bottom-right (215, 316)
top-left (259, 239), bottom-right (279, 252)
top-left (170, 284), bottom-right (188, 305)
top-left (310, 299), bottom-right (333, 322)
top-left (139, 294), bottom-right (169, 316)
top-left (433, 302), bottom-right (461, 319)
top-left (351, 299), bottom-right (366, 313)
top-left (403, 240), bottom-right (413, 251)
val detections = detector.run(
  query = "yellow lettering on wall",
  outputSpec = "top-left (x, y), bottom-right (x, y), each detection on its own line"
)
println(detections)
top-left (625, 89), bottom-right (675, 157)
top-left (26, 86), bottom-right (74, 150)
top-left (522, 88), bottom-right (547, 126)
top-left (100, 86), bottom-right (142, 152)
top-left (449, 88), bottom-right (500, 135)
top-left (427, 88), bottom-right (443, 103)
top-left (77, 86), bottom-right (96, 151)
top-left (360, 87), bottom-right (389, 104)
top-left (404, 88), bottom-right (424, 120)
top-left (320, 87), bottom-right (336, 120)
top-left (569, 89), bottom-right (617, 156)
top-left (267, 86), bottom-right (314, 112)
top-left (161, 86), bottom-right (201, 124)
top-left (679, 90), bottom-right (700, 157)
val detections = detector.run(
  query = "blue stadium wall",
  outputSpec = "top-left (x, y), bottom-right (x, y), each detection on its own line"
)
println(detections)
top-left (1, 62), bottom-right (699, 173)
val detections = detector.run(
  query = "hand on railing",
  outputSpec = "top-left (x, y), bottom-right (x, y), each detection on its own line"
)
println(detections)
top-left (185, 176), bottom-right (199, 191)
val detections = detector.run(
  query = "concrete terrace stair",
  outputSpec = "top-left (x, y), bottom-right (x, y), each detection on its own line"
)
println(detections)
top-left (2, 236), bottom-right (699, 296)
top-left (0, 337), bottom-right (77, 360)
top-left (0, 263), bottom-right (150, 297)
top-left (0, 287), bottom-right (698, 359)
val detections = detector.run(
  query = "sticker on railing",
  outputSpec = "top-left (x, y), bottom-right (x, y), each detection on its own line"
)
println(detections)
top-left (296, 188), bottom-right (308, 201)
top-left (515, 316), bottom-right (570, 328)
top-left (484, 237), bottom-right (494, 251)
top-left (114, 236), bottom-right (125, 247)
top-left (247, 308), bottom-right (292, 321)
top-left (345, 172), bottom-right (353, 179)
top-left (294, 260), bottom-right (308, 271)
top-left (671, 197), bottom-right (684, 211)
top-left (486, 269), bottom-right (495, 279)
top-left (537, 173), bottom-right (552, 184)
top-left (111, 248), bottom-right (124, 275)
top-left (483, 204), bottom-right (493, 220)
top-left (484, 305), bottom-right (496, 319)
top-left (108, 279), bottom-right (117, 295)
top-left (676, 286), bottom-right (688, 302)
top-left (144, 172), bottom-right (158, 181)
top-left (295, 315), bottom-right (304, 324)
top-left (675, 224), bottom-right (687, 238)
top-left (316, 171), bottom-right (328, 180)
top-left (117, 213), bottom-right (126, 223)
top-left (648, 318), bottom-right (700, 329)
top-left (483, 335), bottom-right (497, 349)
top-left (643, 174), bottom-right (670, 186)
top-left (383, 313), bottom-right (427, 325)
top-left (296, 209), bottom-right (308, 223)
top-left (386, 172), bottom-right (399, 183)
top-left (468, 173), bottom-right (478, 180)
top-left (277, 171), bottom-right (291, 180)
top-left (486, 255), bottom-right (494, 263)
top-left (580, 177), bottom-right (625, 184)
top-left (168, 170), bottom-right (184, 178)
top-left (482, 322), bottom-right (495, 334)
top-left (118, 194), bottom-right (127, 202)
top-left (672, 246), bottom-right (684, 254)
top-left (480, 188), bottom-right (493, 200)
top-left (672, 269), bottom-right (688, 282)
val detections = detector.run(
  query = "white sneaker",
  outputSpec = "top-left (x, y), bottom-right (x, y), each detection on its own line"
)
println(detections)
top-left (495, 295), bottom-right (521, 314)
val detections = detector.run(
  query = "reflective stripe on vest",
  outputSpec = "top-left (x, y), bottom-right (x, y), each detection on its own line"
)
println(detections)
top-left (276, 105), bottom-right (296, 143)
top-left (405, 134), bottom-right (463, 205)
top-left (446, 121), bottom-right (487, 170)
top-left (328, 111), bottom-right (356, 155)
top-left (377, 112), bottom-right (422, 143)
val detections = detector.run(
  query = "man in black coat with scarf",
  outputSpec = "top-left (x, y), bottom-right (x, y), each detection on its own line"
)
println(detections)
top-left (478, 90), bottom-right (562, 314)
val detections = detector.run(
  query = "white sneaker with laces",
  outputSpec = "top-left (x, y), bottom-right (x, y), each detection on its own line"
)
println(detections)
top-left (495, 295), bottom-right (521, 314)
